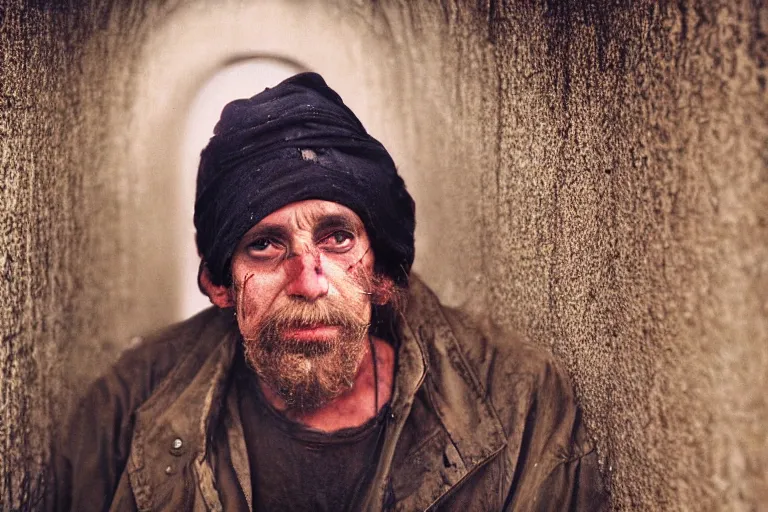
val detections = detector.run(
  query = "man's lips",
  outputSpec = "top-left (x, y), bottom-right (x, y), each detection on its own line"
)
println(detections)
top-left (281, 324), bottom-right (340, 341)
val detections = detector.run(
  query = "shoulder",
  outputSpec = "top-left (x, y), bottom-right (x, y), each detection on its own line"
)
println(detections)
top-left (435, 304), bottom-right (607, 507)
top-left (95, 307), bottom-right (230, 401)
top-left (407, 277), bottom-right (569, 409)
top-left (53, 307), bottom-right (235, 510)
top-left (68, 306), bottom-right (235, 433)
top-left (440, 306), bottom-right (569, 399)
top-left (448, 307), bottom-right (595, 460)
top-left (440, 306), bottom-right (575, 414)
top-left (407, 277), bottom-right (591, 458)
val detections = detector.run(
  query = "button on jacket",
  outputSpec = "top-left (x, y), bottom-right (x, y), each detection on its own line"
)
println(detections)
top-left (51, 277), bottom-right (607, 511)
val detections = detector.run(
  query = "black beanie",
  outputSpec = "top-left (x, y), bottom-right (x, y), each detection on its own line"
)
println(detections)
top-left (194, 72), bottom-right (415, 289)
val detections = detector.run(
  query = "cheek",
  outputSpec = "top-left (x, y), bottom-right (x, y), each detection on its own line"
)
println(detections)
top-left (319, 253), bottom-right (352, 281)
top-left (324, 242), bottom-right (375, 283)
top-left (231, 263), bottom-right (284, 329)
top-left (328, 259), bottom-right (376, 318)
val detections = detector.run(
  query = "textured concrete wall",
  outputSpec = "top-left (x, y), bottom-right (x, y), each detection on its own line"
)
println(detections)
top-left (1, 1), bottom-right (183, 507)
top-left (1, 1), bottom-right (766, 510)
top-left (1, 3), bottom-right (91, 507)
top-left (378, 2), bottom-right (768, 509)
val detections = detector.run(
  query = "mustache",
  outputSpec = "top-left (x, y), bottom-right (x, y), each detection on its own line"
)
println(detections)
top-left (234, 263), bottom-right (376, 322)
top-left (242, 295), bottom-right (370, 346)
top-left (247, 298), bottom-right (370, 360)
top-left (265, 299), bottom-right (368, 330)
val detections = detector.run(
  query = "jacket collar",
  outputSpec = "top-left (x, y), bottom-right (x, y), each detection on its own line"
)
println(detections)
top-left (362, 276), bottom-right (507, 510)
top-left (127, 309), bottom-right (237, 511)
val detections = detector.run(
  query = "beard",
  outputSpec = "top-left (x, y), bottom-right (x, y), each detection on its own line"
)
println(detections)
top-left (240, 290), bottom-right (372, 412)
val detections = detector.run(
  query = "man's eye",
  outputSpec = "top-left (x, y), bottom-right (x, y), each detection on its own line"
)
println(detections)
top-left (321, 231), bottom-right (354, 250)
top-left (249, 238), bottom-right (273, 251)
top-left (331, 231), bottom-right (352, 244)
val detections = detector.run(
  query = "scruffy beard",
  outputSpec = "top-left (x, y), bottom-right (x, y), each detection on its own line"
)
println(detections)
top-left (236, 255), bottom-right (406, 413)
top-left (242, 299), bottom-right (370, 412)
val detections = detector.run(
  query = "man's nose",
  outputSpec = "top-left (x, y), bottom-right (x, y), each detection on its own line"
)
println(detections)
top-left (284, 250), bottom-right (329, 301)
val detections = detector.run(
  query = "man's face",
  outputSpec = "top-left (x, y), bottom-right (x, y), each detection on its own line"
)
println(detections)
top-left (229, 199), bottom-right (378, 411)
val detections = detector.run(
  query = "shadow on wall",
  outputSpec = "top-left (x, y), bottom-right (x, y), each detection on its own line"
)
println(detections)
top-left (177, 58), bottom-right (304, 320)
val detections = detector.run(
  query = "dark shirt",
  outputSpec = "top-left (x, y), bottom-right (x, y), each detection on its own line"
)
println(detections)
top-left (234, 354), bottom-right (388, 512)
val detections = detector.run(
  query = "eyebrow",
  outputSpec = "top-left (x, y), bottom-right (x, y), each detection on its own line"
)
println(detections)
top-left (241, 214), bottom-right (361, 245)
top-left (312, 214), bottom-right (361, 236)
top-left (241, 224), bottom-right (290, 244)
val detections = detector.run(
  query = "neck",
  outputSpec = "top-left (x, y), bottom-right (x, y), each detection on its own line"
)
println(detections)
top-left (258, 335), bottom-right (395, 432)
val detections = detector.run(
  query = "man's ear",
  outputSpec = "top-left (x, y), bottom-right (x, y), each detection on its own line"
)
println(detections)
top-left (199, 263), bottom-right (235, 308)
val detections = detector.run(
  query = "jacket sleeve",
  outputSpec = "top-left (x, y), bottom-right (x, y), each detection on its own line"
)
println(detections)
top-left (506, 437), bottom-right (608, 511)
top-left (47, 334), bottom-right (181, 512)
top-left (48, 370), bottom-right (140, 512)
top-left (497, 355), bottom-right (609, 511)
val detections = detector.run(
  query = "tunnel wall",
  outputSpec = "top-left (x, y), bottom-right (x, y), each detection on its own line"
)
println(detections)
top-left (1, 1), bottom-right (766, 510)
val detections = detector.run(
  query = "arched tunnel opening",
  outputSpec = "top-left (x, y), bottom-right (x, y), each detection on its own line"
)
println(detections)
top-left (177, 57), bottom-right (305, 319)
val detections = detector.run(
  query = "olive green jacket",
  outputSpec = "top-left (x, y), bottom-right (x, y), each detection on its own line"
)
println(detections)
top-left (52, 277), bottom-right (607, 511)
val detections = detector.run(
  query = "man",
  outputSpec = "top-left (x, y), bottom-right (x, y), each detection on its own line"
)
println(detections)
top-left (52, 72), bottom-right (607, 511)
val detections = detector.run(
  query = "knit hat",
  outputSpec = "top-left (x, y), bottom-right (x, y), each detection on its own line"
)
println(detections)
top-left (194, 72), bottom-right (415, 288)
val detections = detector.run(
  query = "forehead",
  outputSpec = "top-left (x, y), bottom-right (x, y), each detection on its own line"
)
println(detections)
top-left (248, 199), bottom-right (364, 234)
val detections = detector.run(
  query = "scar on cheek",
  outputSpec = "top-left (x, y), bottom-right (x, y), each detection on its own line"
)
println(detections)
top-left (236, 272), bottom-right (255, 319)
top-left (372, 277), bottom-right (396, 306)
top-left (345, 245), bottom-right (372, 272)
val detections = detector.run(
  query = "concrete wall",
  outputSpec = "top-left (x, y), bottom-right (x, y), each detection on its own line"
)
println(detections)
top-left (1, 1), bottom-right (766, 510)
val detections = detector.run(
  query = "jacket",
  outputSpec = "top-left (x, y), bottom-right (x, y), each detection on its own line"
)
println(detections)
top-left (51, 276), bottom-right (607, 511)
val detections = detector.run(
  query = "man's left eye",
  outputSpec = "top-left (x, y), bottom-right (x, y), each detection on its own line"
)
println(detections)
top-left (322, 231), bottom-right (353, 248)
top-left (331, 231), bottom-right (352, 244)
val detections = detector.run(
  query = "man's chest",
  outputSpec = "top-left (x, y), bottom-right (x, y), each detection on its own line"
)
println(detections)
top-left (236, 369), bottom-right (388, 511)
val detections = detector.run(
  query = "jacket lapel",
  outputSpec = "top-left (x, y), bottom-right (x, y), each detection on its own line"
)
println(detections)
top-left (386, 278), bottom-right (507, 511)
top-left (224, 380), bottom-right (252, 510)
top-left (127, 311), bottom-right (238, 512)
top-left (360, 313), bottom-right (429, 511)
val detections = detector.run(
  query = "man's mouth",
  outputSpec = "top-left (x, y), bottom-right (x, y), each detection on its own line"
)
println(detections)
top-left (280, 324), bottom-right (340, 341)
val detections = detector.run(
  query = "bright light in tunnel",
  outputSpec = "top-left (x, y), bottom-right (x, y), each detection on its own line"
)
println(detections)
top-left (178, 58), bottom-right (303, 320)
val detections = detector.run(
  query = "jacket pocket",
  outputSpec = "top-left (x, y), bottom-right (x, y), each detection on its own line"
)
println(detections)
top-left (390, 429), bottom-right (469, 510)
top-left (150, 463), bottom-right (195, 511)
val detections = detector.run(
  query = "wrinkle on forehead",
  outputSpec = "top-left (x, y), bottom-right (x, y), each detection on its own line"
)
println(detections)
top-left (270, 200), bottom-right (364, 233)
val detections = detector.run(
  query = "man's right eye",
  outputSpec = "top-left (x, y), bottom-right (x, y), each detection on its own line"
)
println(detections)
top-left (244, 235), bottom-right (285, 260)
top-left (249, 238), bottom-right (273, 251)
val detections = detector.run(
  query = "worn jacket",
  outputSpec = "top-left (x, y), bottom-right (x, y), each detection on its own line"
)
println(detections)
top-left (52, 277), bottom-right (607, 511)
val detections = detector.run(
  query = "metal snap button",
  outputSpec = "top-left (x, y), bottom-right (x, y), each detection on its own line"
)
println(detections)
top-left (170, 437), bottom-right (184, 456)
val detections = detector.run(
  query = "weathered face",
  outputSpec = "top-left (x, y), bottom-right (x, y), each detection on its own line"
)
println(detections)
top-left (229, 199), bottom-right (379, 411)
